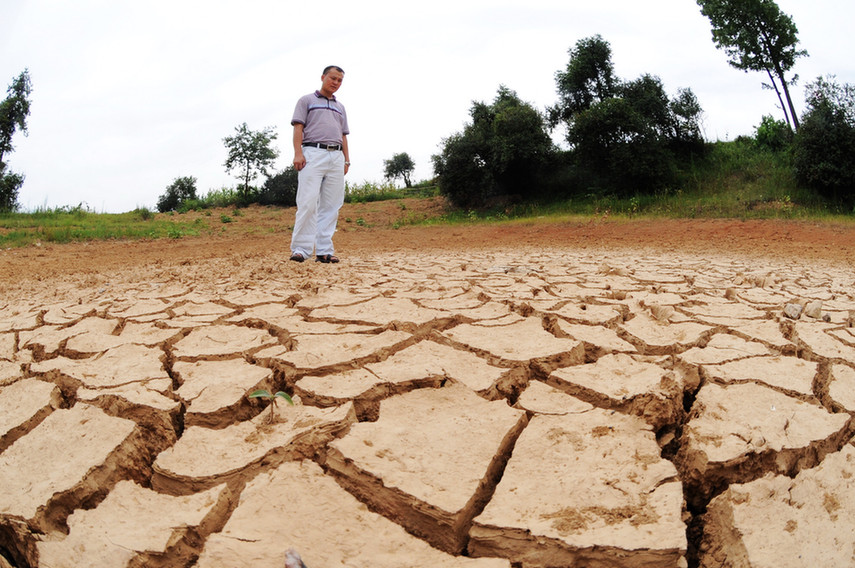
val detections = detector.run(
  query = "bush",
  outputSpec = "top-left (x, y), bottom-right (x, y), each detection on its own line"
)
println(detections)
top-left (157, 176), bottom-right (198, 212)
top-left (433, 86), bottom-right (555, 208)
top-left (754, 115), bottom-right (793, 151)
top-left (132, 206), bottom-right (154, 220)
top-left (792, 76), bottom-right (855, 205)
top-left (258, 167), bottom-right (298, 207)
top-left (0, 167), bottom-right (23, 212)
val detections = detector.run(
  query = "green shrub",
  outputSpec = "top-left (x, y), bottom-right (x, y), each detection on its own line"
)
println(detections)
top-left (132, 206), bottom-right (154, 220)
top-left (754, 115), bottom-right (793, 151)
top-left (345, 180), bottom-right (407, 203)
top-left (258, 167), bottom-right (298, 207)
top-left (157, 176), bottom-right (198, 212)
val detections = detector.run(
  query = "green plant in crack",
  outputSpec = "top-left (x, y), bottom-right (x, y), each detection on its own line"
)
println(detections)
top-left (248, 389), bottom-right (294, 423)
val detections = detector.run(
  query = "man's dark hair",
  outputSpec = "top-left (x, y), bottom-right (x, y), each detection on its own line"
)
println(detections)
top-left (323, 65), bottom-right (345, 75)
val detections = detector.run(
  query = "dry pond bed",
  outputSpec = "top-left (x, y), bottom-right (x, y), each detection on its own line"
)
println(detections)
top-left (1, 202), bottom-right (854, 567)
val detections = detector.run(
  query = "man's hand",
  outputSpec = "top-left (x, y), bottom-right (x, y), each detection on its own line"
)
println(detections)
top-left (293, 151), bottom-right (306, 171)
top-left (292, 123), bottom-right (306, 171)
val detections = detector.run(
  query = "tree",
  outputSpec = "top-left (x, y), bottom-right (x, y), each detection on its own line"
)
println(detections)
top-left (697, 0), bottom-right (806, 131)
top-left (433, 86), bottom-right (554, 207)
top-left (383, 152), bottom-right (415, 187)
top-left (0, 69), bottom-right (32, 211)
top-left (156, 176), bottom-right (198, 212)
top-left (551, 38), bottom-right (704, 194)
top-left (223, 123), bottom-right (279, 199)
top-left (792, 76), bottom-right (855, 204)
top-left (548, 35), bottom-right (618, 128)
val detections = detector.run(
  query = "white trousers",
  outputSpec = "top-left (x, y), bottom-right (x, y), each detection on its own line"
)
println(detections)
top-left (291, 147), bottom-right (345, 258)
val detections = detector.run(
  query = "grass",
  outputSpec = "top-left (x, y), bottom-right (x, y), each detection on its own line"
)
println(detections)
top-left (345, 180), bottom-right (439, 203)
top-left (1, 141), bottom-right (852, 249)
top-left (0, 205), bottom-right (213, 247)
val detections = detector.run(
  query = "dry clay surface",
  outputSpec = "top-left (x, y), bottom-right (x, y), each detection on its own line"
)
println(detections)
top-left (2, 214), bottom-right (855, 567)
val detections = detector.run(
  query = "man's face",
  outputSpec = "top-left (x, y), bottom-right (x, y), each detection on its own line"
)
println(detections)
top-left (321, 69), bottom-right (344, 96)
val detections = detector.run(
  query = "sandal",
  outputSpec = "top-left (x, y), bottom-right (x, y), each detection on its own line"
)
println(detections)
top-left (289, 252), bottom-right (305, 262)
top-left (315, 254), bottom-right (340, 264)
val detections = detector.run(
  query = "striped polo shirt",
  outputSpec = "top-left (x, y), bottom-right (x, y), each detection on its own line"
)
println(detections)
top-left (291, 91), bottom-right (350, 145)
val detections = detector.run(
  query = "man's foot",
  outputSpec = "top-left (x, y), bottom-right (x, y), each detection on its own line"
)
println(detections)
top-left (315, 254), bottom-right (340, 264)
top-left (290, 252), bottom-right (305, 262)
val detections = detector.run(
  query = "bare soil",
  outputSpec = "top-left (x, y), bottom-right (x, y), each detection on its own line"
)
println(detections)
top-left (3, 196), bottom-right (854, 284)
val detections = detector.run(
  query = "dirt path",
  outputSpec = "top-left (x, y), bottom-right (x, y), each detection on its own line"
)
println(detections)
top-left (1, 200), bottom-right (854, 567)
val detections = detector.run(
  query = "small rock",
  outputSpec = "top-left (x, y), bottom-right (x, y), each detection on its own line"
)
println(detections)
top-left (803, 300), bottom-right (822, 319)
top-left (783, 303), bottom-right (803, 320)
top-left (285, 548), bottom-right (308, 568)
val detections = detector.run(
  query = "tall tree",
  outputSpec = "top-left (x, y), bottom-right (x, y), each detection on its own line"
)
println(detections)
top-left (0, 69), bottom-right (32, 211)
top-left (548, 35), bottom-right (618, 127)
top-left (550, 37), bottom-right (704, 193)
top-left (697, 0), bottom-right (806, 130)
top-left (223, 123), bottom-right (279, 198)
top-left (383, 152), bottom-right (416, 187)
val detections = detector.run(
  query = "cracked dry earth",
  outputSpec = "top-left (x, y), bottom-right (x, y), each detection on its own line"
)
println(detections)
top-left (1, 210), bottom-right (855, 568)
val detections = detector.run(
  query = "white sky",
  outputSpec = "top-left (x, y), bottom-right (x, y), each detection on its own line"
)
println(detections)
top-left (2, 0), bottom-right (853, 213)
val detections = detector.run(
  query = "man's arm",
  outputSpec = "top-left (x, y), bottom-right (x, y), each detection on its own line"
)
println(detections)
top-left (293, 123), bottom-right (306, 171)
top-left (342, 134), bottom-right (350, 175)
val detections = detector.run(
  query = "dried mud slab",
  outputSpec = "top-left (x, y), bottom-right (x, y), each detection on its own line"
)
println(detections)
top-left (196, 460), bottom-right (510, 567)
top-left (828, 364), bottom-right (855, 411)
top-left (29, 343), bottom-right (169, 389)
top-left (441, 316), bottom-right (585, 366)
top-left (325, 383), bottom-right (528, 553)
top-left (702, 355), bottom-right (819, 398)
top-left (729, 320), bottom-right (794, 352)
top-left (256, 329), bottom-right (412, 369)
top-left (700, 443), bottom-right (855, 568)
top-left (795, 321), bottom-right (855, 362)
top-left (152, 402), bottom-right (356, 494)
top-left (546, 353), bottom-right (693, 429)
top-left (172, 324), bottom-right (279, 359)
top-left (618, 311), bottom-right (713, 355)
top-left (36, 481), bottom-right (232, 568)
top-left (0, 307), bottom-right (40, 333)
top-left (552, 319), bottom-right (637, 357)
top-left (309, 295), bottom-right (449, 325)
top-left (469, 409), bottom-right (686, 567)
top-left (678, 333), bottom-right (772, 366)
top-left (0, 360), bottom-right (24, 387)
top-left (365, 339), bottom-right (507, 394)
top-left (676, 382), bottom-right (852, 506)
top-left (0, 379), bottom-right (62, 453)
top-left (172, 359), bottom-right (274, 427)
top-left (0, 333), bottom-right (17, 360)
top-left (514, 380), bottom-right (595, 415)
top-left (0, 404), bottom-right (146, 534)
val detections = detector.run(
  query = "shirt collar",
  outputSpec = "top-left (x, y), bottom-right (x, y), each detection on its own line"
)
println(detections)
top-left (314, 90), bottom-right (336, 101)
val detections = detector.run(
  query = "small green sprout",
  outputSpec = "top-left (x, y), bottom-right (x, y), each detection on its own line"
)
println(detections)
top-left (248, 389), bottom-right (294, 423)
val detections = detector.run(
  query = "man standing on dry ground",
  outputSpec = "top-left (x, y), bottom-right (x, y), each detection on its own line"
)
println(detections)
top-left (289, 65), bottom-right (350, 264)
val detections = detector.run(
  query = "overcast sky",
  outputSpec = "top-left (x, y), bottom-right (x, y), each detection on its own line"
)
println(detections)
top-left (2, 0), bottom-right (853, 213)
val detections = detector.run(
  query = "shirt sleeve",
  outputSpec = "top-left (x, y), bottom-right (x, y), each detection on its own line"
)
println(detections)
top-left (340, 103), bottom-right (350, 136)
top-left (291, 95), bottom-right (308, 126)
